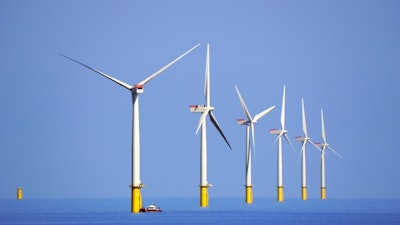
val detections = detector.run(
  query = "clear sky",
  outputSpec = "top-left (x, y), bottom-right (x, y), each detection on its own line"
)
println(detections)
top-left (1, 0), bottom-right (399, 199)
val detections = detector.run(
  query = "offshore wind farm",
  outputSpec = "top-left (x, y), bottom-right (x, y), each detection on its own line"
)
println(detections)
top-left (61, 46), bottom-right (342, 213)
top-left (2, 3), bottom-right (400, 224)
top-left (59, 43), bottom-right (342, 211)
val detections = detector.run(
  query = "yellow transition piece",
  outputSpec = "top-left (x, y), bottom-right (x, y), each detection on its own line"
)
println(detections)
top-left (277, 186), bottom-right (284, 202)
top-left (321, 187), bottom-right (327, 200)
top-left (302, 187), bottom-right (307, 200)
top-left (245, 186), bottom-right (253, 204)
top-left (200, 186), bottom-right (209, 207)
top-left (17, 187), bottom-right (23, 200)
top-left (131, 187), bottom-right (142, 213)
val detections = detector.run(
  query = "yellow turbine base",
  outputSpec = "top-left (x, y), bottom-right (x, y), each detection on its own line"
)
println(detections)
top-left (245, 186), bottom-right (253, 204)
top-left (131, 187), bottom-right (142, 213)
top-left (17, 187), bottom-right (23, 200)
top-left (302, 187), bottom-right (308, 200)
top-left (277, 186), bottom-right (284, 202)
top-left (321, 187), bottom-right (327, 200)
top-left (200, 186), bottom-right (209, 207)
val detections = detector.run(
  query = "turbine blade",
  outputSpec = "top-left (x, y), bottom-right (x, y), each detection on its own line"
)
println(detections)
top-left (302, 98), bottom-right (308, 137)
top-left (138, 43), bottom-right (200, 86)
top-left (299, 141), bottom-right (306, 156)
top-left (253, 105), bottom-right (275, 122)
top-left (234, 85), bottom-right (252, 121)
top-left (321, 109), bottom-right (326, 144)
top-left (250, 123), bottom-right (256, 160)
top-left (283, 133), bottom-right (296, 152)
top-left (328, 146), bottom-right (343, 159)
top-left (272, 131), bottom-right (284, 145)
top-left (245, 152), bottom-right (249, 174)
top-left (209, 111), bottom-right (232, 149)
top-left (205, 43), bottom-right (210, 107)
top-left (321, 146), bottom-right (328, 158)
top-left (280, 85), bottom-right (286, 130)
top-left (298, 141), bottom-right (307, 162)
top-left (307, 139), bottom-right (322, 152)
top-left (59, 54), bottom-right (133, 90)
top-left (195, 109), bottom-right (210, 134)
top-left (245, 125), bottom-right (251, 168)
top-left (320, 147), bottom-right (326, 158)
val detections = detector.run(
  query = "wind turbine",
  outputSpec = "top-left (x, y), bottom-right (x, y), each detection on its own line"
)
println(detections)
top-left (60, 43), bottom-right (200, 213)
top-left (269, 85), bottom-right (294, 202)
top-left (295, 98), bottom-right (320, 200)
top-left (189, 43), bottom-right (232, 207)
top-left (235, 85), bottom-right (275, 204)
top-left (315, 109), bottom-right (342, 200)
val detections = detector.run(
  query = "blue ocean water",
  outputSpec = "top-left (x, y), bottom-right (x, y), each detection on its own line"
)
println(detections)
top-left (0, 198), bottom-right (399, 225)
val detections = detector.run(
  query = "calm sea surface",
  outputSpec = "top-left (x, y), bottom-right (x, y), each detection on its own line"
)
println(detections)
top-left (0, 198), bottom-right (399, 225)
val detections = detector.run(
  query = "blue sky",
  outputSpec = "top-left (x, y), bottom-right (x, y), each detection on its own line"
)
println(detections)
top-left (1, 0), bottom-right (399, 199)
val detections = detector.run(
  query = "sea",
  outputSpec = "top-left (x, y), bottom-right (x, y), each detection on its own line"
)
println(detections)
top-left (0, 198), bottom-right (399, 225)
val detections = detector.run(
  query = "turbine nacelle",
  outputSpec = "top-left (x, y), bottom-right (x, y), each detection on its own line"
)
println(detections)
top-left (189, 105), bottom-right (214, 113)
top-left (314, 142), bottom-right (325, 149)
top-left (295, 136), bottom-right (309, 142)
top-left (132, 84), bottom-right (144, 94)
top-left (236, 118), bottom-right (250, 125)
top-left (269, 128), bottom-right (286, 135)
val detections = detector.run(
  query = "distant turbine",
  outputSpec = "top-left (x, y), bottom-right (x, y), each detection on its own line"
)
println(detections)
top-left (269, 85), bottom-right (294, 202)
top-left (235, 85), bottom-right (275, 204)
top-left (190, 43), bottom-right (232, 207)
top-left (315, 109), bottom-right (343, 200)
top-left (295, 98), bottom-right (320, 200)
top-left (60, 43), bottom-right (200, 213)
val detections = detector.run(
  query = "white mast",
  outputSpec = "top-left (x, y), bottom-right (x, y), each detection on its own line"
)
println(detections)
top-left (270, 85), bottom-right (293, 202)
top-left (190, 43), bottom-right (231, 207)
top-left (295, 98), bottom-right (320, 200)
top-left (316, 109), bottom-right (342, 199)
top-left (235, 85), bottom-right (275, 204)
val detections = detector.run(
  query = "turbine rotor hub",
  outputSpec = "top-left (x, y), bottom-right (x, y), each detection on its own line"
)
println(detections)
top-left (132, 84), bottom-right (144, 94)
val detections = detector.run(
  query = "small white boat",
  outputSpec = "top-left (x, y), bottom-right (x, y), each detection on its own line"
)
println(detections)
top-left (139, 203), bottom-right (162, 212)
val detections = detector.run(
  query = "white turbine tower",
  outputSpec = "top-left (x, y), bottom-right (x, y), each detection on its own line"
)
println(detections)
top-left (190, 43), bottom-right (232, 207)
top-left (295, 98), bottom-right (320, 200)
top-left (316, 109), bottom-right (342, 200)
top-left (60, 43), bottom-right (200, 213)
top-left (235, 85), bottom-right (275, 204)
top-left (269, 85), bottom-right (293, 202)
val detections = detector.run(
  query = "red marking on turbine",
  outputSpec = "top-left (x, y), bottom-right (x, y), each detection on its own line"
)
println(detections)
top-left (135, 84), bottom-right (144, 89)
